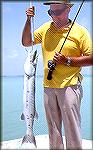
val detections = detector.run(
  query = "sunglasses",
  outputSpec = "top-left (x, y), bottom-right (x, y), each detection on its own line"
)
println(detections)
top-left (48, 5), bottom-right (68, 16)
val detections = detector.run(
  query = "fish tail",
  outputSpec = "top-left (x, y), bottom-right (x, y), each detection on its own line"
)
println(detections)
top-left (21, 134), bottom-right (37, 147)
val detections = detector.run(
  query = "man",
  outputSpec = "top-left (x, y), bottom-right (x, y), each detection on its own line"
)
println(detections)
top-left (22, 0), bottom-right (92, 149)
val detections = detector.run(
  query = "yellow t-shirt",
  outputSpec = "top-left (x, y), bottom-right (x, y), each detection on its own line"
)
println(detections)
top-left (34, 21), bottom-right (92, 88)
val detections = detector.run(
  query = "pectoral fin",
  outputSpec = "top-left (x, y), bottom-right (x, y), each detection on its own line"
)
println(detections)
top-left (21, 113), bottom-right (25, 120)
top-left (35, 111), bottom-right (38, 120)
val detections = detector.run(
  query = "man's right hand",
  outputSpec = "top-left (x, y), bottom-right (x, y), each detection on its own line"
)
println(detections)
top-left (26, 6), bottom-right (35, 20)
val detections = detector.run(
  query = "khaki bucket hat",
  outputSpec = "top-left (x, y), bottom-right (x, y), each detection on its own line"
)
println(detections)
top-left (43, 0), bottom-right (74, 7)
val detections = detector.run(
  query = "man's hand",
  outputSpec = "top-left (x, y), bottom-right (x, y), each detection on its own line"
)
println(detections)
top-left (53, 52), bottom-right (67, 64)
top-left (26, 6), bottom-right (35, 20)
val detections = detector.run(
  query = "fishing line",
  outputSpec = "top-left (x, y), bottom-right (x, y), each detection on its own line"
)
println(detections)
top-left (24, 2), bottom-right (35, 61)
top-left (30, 2), bottom-right (34, 52)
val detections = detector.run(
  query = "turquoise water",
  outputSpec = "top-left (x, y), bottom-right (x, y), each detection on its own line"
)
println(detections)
top-left (1, 75), bottom-right (92, 141)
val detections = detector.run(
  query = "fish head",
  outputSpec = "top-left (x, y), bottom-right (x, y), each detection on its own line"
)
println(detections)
top-left (24, 50), bottom-right (38, 77)
top-left (32, 50), bottom-right (37, 62)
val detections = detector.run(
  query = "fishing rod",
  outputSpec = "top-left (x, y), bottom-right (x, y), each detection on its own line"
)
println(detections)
top-left (47, 0), bottom-right (84, 80)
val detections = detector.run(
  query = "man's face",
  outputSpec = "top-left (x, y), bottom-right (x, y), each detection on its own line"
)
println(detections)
top-left (48, 4), bottom-right (70, 20)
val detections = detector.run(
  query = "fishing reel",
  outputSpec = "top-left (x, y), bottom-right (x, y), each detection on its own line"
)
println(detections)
top-left (47, 60), bottom-right (56, 80)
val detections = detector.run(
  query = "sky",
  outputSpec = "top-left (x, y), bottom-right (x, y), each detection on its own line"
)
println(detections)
top-left (2, 1), bottom-right (92, 76)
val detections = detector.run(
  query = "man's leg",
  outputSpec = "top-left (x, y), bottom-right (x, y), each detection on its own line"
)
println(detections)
top-left (44, 88), bottom-right (64, 149)
top-left (57, 84), bottom-right (83, 149)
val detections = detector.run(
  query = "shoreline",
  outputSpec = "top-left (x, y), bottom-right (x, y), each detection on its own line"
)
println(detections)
top-left (1, 134), bottom-right (93, 149)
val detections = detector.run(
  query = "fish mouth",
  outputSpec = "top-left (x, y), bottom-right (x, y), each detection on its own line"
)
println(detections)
top-left (32, 50), bottom-right (37, 62)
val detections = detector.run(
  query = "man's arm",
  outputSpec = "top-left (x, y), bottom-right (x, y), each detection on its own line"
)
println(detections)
top-left (22, 7), bottom-right (34, 46)
top-left (69, 55), bottom-right (93, 66)
top-left (53, 52), bottom-right (93, 66)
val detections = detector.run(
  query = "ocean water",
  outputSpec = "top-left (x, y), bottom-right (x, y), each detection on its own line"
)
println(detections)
top-left (1, 75), bottom-right (92, 141)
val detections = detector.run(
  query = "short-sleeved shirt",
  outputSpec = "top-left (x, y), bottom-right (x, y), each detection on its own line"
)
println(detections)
top-left (34, 21), bottom-right (92, 88)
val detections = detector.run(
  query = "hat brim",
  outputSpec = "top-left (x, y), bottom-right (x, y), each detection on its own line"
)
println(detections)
top-left (43, 1), bottom-right (74, 7)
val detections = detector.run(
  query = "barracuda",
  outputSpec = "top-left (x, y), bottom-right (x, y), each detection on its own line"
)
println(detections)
top-left (21, 50), bottom-right (38, 148)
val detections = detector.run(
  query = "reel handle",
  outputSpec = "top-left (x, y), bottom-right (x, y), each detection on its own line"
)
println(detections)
top-left (47, 70), bottom-right (53, 80)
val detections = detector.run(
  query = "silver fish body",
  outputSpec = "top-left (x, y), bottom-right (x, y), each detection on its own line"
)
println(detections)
top-left (21, 50), bottom-right (38, 148)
